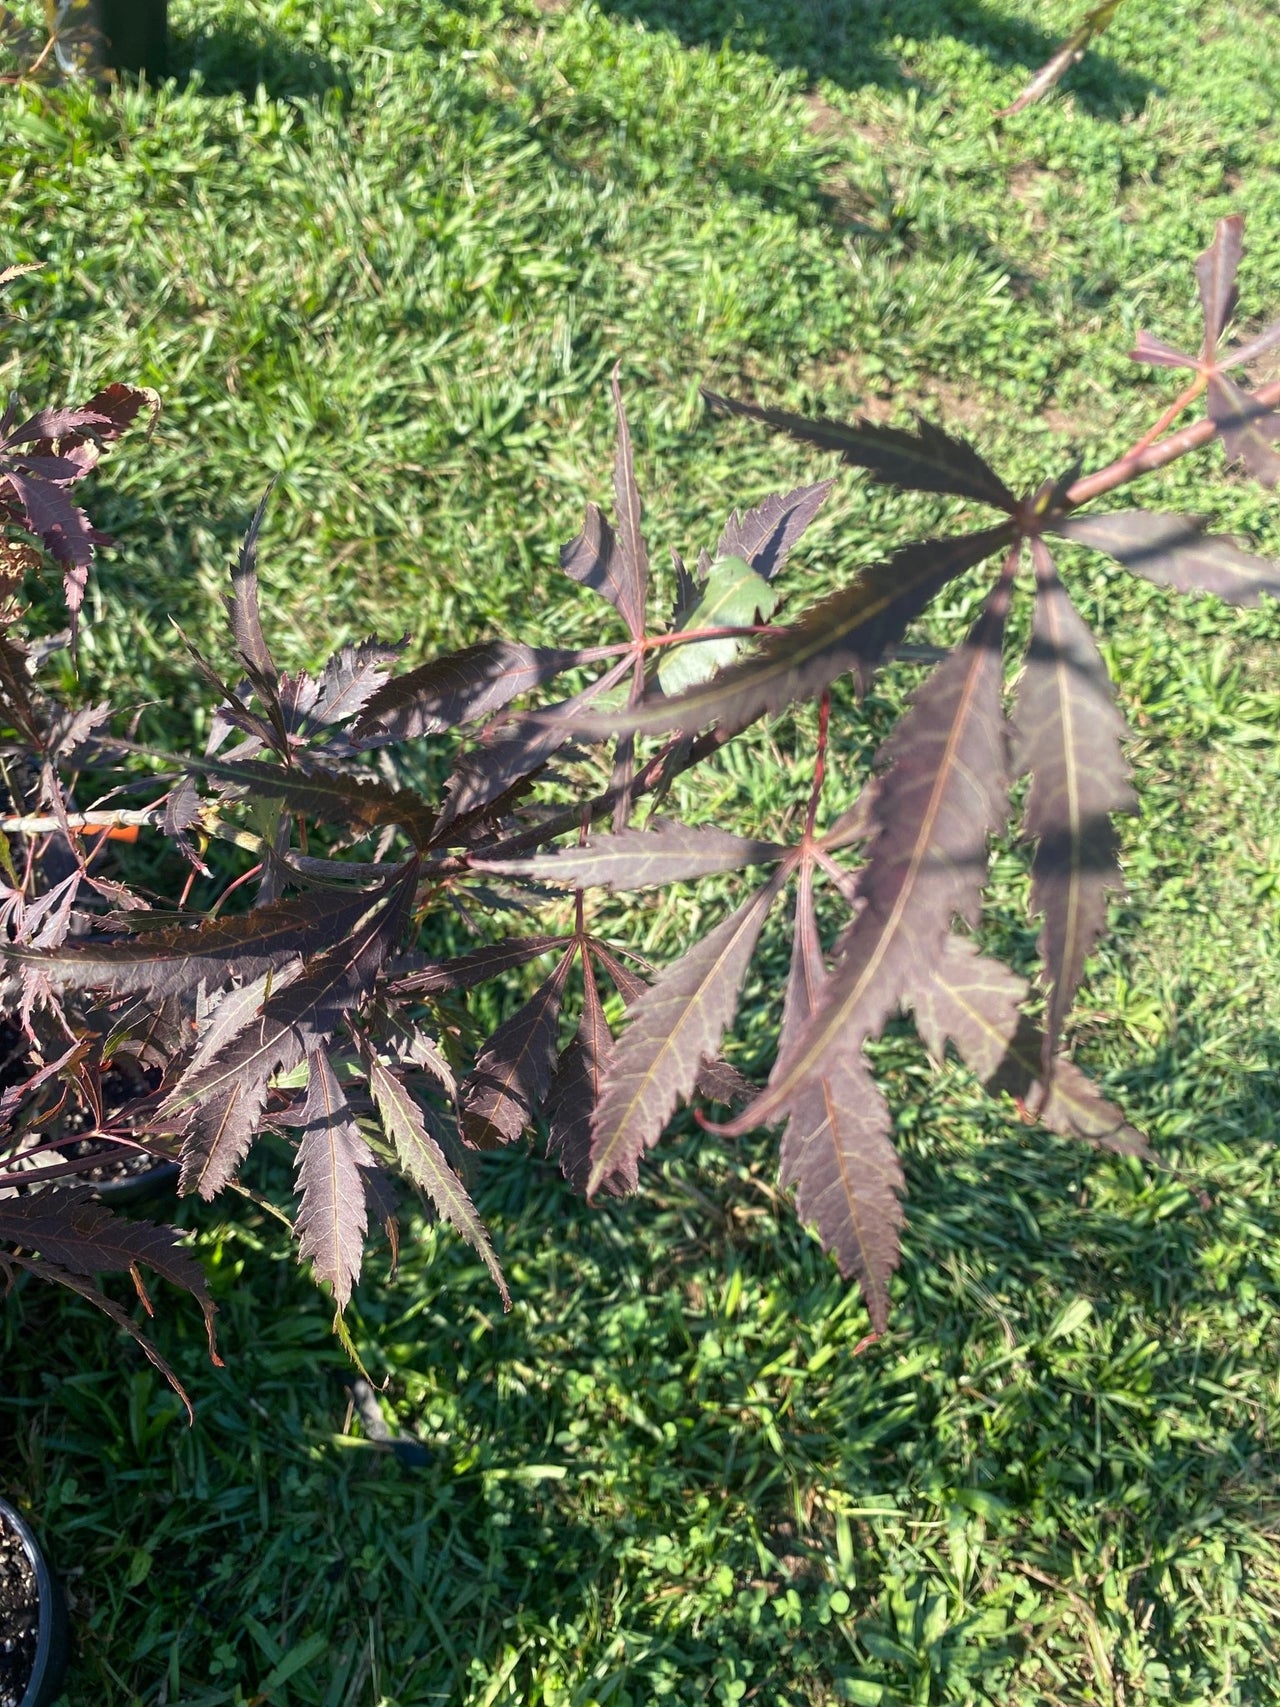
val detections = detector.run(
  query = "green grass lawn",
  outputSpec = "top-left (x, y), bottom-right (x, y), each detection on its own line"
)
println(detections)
top-left (4, 0), bottom-right (1280, 1701)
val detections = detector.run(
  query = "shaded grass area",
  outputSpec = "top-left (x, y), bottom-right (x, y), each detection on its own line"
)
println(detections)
top-left (598, 0), bottom-right (1158, 118)
top-left (2, 0), bottom-right (1280, 1701)
top-left (6, 1040), bottom-right (1280, 1705)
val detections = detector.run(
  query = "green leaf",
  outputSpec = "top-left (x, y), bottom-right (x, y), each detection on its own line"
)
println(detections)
top-left (839, 1681), bottom-right (886, 1705)
top-left (861, 1632), bottom-right (916, 1666)
top-left (570, 528), bottom-right (1011, 741)
top-left (0, 828), bottom-right (17, 888)
top-left (657, 555), bottom-right (780, 698)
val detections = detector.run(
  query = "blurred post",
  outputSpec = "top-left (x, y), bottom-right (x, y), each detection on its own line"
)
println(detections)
top-left (101, 0), bottom-right (166, 79)
top-left (45, 0), bottom-right (167, 81)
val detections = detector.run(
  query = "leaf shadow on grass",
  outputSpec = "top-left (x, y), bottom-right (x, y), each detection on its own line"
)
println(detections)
top-left (0, 1303), bottom-right (617, 1705)
top-left (462, 1016), bottom-right (1280, 1680)
top-left (592, 0), bottom-right (1154, 119)
top-left (3, 1018), bottom-right (1279, 1698)
top-left (166, 19), bottom-right (352, 104)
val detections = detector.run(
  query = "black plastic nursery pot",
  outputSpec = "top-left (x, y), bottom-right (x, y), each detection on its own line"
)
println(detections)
top-left (1, 1133), bottom-right (181, 1206)
top-left (0, 1014), bottom-right (179, 1206)
top-left (0, 1498), bottom-right (69, 1707)
top-left (91, 1154), bottom-right (181, 1207)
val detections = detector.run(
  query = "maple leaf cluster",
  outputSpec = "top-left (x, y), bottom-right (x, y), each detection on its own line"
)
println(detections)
top-left (1, 219), bottom-right (1278, 1408)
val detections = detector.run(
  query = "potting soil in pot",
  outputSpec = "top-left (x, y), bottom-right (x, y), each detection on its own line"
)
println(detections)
top-left (0, 1509), bottom-right (38, 1707)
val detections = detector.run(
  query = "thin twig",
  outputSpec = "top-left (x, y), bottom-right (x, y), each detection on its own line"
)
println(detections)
top-left (0, 804), bottom-right (268, 863)
top-left (0, 808), bottom-right (161, 835)
top-left (803, 692), bottom-right (831, 841)
top-left (1122, 373), bottom-right (1207, 460)
top-left (1067, 375), bottom-right (1280, 507)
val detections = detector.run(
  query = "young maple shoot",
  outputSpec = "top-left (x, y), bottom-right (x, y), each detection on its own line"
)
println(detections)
top-left (2, 216), bottom-right (1279, 1407)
